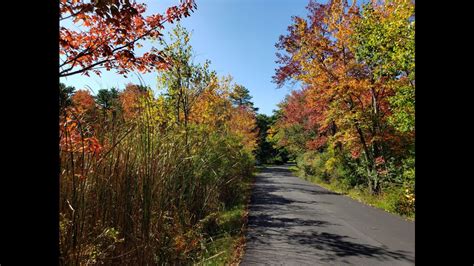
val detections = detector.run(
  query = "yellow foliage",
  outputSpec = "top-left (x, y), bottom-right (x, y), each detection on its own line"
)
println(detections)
top-left (227, 106), bottom-right (258, 152)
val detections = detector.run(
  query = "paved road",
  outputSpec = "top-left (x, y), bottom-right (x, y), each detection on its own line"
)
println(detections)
top-left (241, 164), bottom-right (415, 265)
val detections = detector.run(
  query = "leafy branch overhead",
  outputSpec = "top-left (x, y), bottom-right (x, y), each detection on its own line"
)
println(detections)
top-left (59, 0), bottom-right (196, 77)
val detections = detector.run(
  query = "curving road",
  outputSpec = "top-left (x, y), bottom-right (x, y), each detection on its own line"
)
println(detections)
top-left (241, 164), bottom-right (415, 265)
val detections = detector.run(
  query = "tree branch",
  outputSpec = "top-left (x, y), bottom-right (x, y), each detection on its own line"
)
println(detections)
top-left (60, 59), bottom-right (111, 77)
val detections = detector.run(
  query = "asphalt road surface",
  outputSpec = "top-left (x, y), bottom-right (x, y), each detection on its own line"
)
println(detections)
top-left (240, 164), bottom-right (415, 265)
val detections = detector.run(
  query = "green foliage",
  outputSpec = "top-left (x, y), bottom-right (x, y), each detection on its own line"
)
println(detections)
top-left (268, 123), bottom-right (308, 158)
top-left (59, 82), bottom-right (75, 112)
top-left (388, 84), bottom-right (415, 133)
top-left (294, 149), bottom-right (414, 218)
top-left (297, 151), bottom-right (327, 180)
top-left (352, 0), bottom-right (415, 133)
top-left (198, 180), bottom-right (251, 265)
top-left (157, 24), bottom-right (215, 125)
top-left (95, 88), bottom-right (120, 110)
top-left (230, 84), bottom-right (257, 111)
top-left (353, 1), bottom-right (415, 79)
top-left (255, 113), bottom-right (288, 165)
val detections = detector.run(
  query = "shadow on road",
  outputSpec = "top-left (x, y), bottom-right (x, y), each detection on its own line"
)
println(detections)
top-left (293, 231), bottom-right (414, 263)
top-left (245, 164), bottom-right (415, 264)
top-left (248, 213), bottom-right (332, 230)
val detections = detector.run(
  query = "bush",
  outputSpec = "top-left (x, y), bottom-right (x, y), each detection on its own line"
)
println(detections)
top-left (377, 156), bottom-right (414, 216)
top-left (293, 149), bottom-right (414, 218)
top-left (296, 151), bottom-right (331, 182)
top-left (382, 185), bottom-right (413, 217)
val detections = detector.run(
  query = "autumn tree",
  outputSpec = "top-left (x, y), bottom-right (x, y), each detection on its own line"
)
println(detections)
top-left (226, 82), bottom-right (259, 152)
top-left (267, 89), bottom-right (317, 156)
top-left (273, 0), bottom-right (414, 194)
top-left (188, 75), bottom-right (232, 130)
top-left (351, 0), bottom-right (415, 204)
top-left (71, 89), bottom-right (96, 111)
top-left (59, 0), bottom-right (196, 77)
top-left (352, 0), bottom-right (415, 134)
top-left (156, 24), bottom-right (216, 149)
top-left (119, 83), bottom-right (150, 120)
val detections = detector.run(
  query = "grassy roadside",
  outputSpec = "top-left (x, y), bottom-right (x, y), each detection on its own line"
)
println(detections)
top-left (195, 172), bottom-right (255, 265)
top-left (288, 166), bottom-right (414, 221)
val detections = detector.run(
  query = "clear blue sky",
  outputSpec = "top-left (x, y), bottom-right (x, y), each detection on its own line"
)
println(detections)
top-left (60, 0), bottom-right (312, 115)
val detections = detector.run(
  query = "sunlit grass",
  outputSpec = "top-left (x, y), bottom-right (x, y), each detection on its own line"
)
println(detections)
top-left (195, 174), bottom-right (254, 265)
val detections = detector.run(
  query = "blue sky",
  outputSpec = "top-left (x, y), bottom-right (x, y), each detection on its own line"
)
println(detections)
top-left (60, 0), bottom-right (311, 115)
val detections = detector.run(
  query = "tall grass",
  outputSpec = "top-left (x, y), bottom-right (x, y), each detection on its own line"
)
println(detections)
top-left (59, 91), bottom-right (254, 264)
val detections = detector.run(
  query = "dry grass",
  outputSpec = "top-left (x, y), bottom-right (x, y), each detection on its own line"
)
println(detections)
top-left (59, 97), bottom-right (255, 265)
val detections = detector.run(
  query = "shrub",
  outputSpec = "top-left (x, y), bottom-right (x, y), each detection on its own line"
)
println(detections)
top-left (296, 151), bottom-right (331, 182)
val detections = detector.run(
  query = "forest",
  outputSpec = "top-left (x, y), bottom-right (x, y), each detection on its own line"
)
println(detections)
top-left (59, 0), bottom-right (414, 264)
